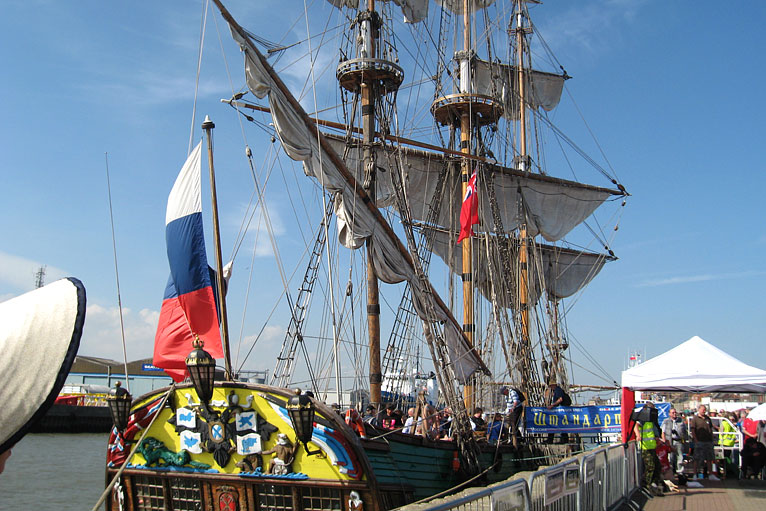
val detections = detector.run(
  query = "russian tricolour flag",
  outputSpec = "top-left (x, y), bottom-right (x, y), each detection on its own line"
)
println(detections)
top-left (153, 142), bottom-right (223, 381)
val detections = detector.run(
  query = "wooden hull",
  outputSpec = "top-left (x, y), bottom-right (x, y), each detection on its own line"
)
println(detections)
top-left (105, 383), bottom-right (532, 511)
top-left (363, 430), bottom-right (529, 502)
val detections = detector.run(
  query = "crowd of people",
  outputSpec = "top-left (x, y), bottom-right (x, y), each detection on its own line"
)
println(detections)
top-left (340, 381), bottom-right (579, 449)
top-left (349, 385), bottom-right (534, 446)
top-left (633, 402), bottom-right (766, 497)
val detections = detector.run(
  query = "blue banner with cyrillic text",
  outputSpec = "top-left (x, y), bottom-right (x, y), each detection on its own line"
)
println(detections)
top-left (525, 403), bottom-right (671, 434)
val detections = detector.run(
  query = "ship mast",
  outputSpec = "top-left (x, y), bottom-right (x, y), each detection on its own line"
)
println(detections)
top-left (363, 0), bottom-right (382, 413)
top-left (337, 0), bottom-right (404, 411)
top-left (459, 0), bottom-right (476, 411)
top-left (202, 116), bottom-right (233, 380)
top-left (514, 0), bottom-right (532, 392)
top-left (432, 0), bottom-right (505, 411)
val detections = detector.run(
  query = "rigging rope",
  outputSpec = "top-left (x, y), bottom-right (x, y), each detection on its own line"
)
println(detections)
top-left (187, 0), bottom-right (209, 156)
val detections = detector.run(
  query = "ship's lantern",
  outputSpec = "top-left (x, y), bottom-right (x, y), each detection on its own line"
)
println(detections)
top-left (186, 335), bottom-right (216, 406)
top-left (287, 389), bottom-right (315, 446)
top-left (107, 381), bottom-right (132, 431)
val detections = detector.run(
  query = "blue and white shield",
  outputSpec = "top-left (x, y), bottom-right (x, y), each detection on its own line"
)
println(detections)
top-left (180, 430), bottom-right (202, 454)
top-left (210, 422), bottom-right (225, 442)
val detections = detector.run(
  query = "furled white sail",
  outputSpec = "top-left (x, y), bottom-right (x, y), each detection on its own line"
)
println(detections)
top-left (472, 59), bottom-right (567, 119)
top-left (229, 24), bottom-right (486, 382)
top-left (436, 0), bottom-right (496, 15)
top-left (428, 230), bottom-right (612, 308)
top-left (326, 0), bottom-right (429, 23)
top-left (323, 135), bottom-right (619, 242)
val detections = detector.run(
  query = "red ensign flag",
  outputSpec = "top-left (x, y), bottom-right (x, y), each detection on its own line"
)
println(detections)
top-left (457, 170), bottom-right (478, 243)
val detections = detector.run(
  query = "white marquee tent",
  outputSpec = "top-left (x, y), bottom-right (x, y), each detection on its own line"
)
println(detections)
top-left (621, 335), bottom-right (766, 393)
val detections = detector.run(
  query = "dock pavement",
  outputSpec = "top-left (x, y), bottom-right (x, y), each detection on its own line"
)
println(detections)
top-left (629, 477), bottom-right (766, 511)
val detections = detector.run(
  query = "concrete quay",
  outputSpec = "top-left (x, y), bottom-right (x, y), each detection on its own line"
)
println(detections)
top-left (635, 478), bottom-right (766, 511)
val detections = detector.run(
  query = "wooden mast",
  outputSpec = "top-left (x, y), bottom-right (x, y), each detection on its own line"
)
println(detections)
top-left (515, 1), bottom-right (532, 391)
top-left (460, 0), bottom-right (475, 412)
top-left (202, 116), bottom-right (233, 380)
top-left (361, 0), bottom-right (382, 411)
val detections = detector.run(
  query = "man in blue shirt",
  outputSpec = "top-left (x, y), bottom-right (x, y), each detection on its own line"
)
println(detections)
top-left (487, 413), bottom-right (505, 444)
top-left (502, 387), bottom-right (525, 448)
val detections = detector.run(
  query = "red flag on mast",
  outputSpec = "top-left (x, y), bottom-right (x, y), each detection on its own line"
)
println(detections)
top-left (457, 170), bottom-right (478, 244)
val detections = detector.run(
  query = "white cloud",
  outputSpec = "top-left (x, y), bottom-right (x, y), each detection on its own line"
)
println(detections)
top-left (229, 199), bottom-right (287, 258)
top-left (0, 251), bottom-right (69, 295)
top-left (534, 0), bottom-right (647, 60)
top-left (637, 270), bottom-right (766, 288)
top-left (78, 303), bottom-right (160, 361)
top-left (232, 324), bottom-right (285, 371)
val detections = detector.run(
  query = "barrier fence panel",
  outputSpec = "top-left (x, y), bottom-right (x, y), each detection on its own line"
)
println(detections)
top-left (604, 445), bottom-right (626, 506)
top-left (625, 442), bottom-right (638, 495)
top-left (527, 459), bottom-right (579, 511)
top-left (410, 474), bottom-right (531, 511)
top-left (578, 450), bottom-right (606, 511)
top-left (404, 443), bottom-right (636, 511)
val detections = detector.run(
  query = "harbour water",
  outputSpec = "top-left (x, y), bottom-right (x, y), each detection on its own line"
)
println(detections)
top-left (0, 433), bottom-right (108, 510)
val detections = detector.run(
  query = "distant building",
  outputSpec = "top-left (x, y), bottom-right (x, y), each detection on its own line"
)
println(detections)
top-left (65, 356), bottom-right (172, 397)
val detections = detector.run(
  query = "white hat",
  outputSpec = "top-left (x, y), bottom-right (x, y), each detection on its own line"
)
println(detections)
top-left (0, 278), bottom-right (85, 454)
top-left (277, 433), bottom-right (289, 445)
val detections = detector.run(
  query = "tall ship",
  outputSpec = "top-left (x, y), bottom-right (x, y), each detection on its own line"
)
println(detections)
top-left (102, 1), bottom-right (628, 510)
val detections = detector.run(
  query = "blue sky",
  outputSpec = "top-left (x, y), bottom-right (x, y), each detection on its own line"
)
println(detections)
top-left (2, 0), bottom-right (764, 391)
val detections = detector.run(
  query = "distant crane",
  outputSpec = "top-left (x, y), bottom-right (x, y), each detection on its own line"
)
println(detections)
top-left (34, 265), bottom-right (46, 288)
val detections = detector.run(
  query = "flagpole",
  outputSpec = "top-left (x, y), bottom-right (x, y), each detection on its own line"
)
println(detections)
top-left (202, 115), bottom-right (233, 380)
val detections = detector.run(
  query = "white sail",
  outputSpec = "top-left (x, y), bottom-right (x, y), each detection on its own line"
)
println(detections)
top-left (326, 0), bottom-right (429, 23)
top-left (436, 0), bottom-right (496, 15)
top-left (229, 24), bottom-right (487, 383)
top-left (323, 135), bottom-right (619, 242)
top-left (472, 59), bottom-right (567, 119)
top-left (428, 230), bottom-right (613, 308)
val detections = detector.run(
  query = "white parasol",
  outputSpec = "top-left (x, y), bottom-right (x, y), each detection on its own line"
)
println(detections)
top-left (0, 278), bottom-right (86, 454)
top-left (747, 403), bottom-right (766, 421)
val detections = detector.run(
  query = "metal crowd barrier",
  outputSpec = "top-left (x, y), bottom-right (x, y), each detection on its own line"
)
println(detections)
top-left (401, 441), bottom-right (640, 511)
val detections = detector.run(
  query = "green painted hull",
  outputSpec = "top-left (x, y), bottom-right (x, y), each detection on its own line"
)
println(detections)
top-left (363, 433), bottom-right (530, 501)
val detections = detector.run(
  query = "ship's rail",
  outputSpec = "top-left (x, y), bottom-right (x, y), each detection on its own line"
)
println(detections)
top-left (397, 441), bottom-right (640, 511)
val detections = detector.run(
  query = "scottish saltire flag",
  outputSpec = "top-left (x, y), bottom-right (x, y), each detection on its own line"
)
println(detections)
top-left (153, 142), bottom-right (223, 381)
top-left (457, 170), bottom-right (478, 243)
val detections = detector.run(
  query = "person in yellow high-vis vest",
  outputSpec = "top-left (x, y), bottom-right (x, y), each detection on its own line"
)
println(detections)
top-left (719, 417), bottom-right (737, 447)
top-left (634, 402), bottom-right (663, 496)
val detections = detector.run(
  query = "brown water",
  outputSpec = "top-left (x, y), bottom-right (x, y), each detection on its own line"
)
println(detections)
top-left (0, 433), bottom-right (109, 510)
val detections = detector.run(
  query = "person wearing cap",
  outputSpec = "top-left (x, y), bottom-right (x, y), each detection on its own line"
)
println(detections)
top-left (362, 405), bottom-right (377, 425)
top-left (634, 402), bottom-right (664, 496)
top-left (545, 381), bottom-right (569, 444)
